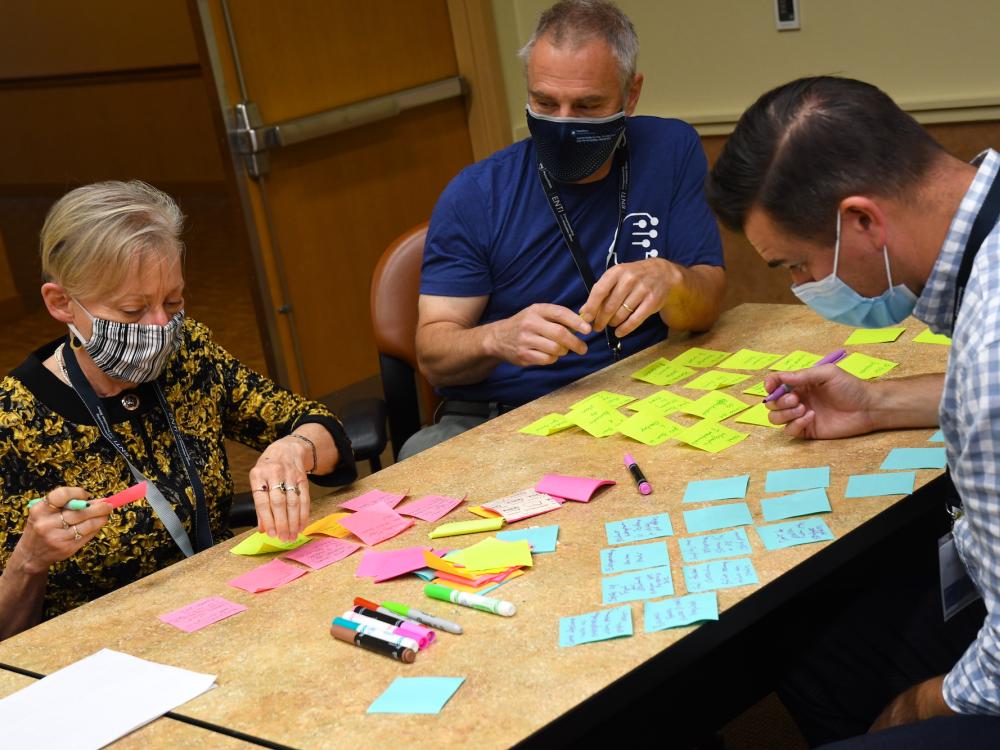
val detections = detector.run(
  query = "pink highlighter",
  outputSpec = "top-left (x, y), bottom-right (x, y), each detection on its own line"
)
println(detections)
top-left (624, 454), bottom-right (652, 496)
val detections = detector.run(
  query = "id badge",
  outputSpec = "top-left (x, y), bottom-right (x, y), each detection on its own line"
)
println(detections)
top-left (939, 532), bottom-right (981, 621)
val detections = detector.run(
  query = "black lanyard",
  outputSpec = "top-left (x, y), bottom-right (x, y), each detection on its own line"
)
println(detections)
top-left (538, 140), bottom-right (630, 362)
top-left (62, 344), bottom-right (213, 553)
top-left (952, 166), bottom-right (1000, 331)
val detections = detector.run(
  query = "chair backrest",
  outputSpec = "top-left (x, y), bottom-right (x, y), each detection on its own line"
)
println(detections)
top-left (370, 222), bottom-right (439, 457)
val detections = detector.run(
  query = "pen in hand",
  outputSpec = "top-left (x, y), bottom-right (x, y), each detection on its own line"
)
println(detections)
top-left (763, 348), bottom-right (848, 403)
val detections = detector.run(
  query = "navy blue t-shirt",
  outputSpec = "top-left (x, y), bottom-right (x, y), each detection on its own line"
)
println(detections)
top-left (420, 116), bottom-right (723, 406)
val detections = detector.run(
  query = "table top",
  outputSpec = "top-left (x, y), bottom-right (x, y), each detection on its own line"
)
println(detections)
top-left (0, 304), bottom-right (949, 748)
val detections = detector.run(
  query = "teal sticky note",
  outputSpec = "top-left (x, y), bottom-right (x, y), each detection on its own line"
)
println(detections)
top-left (683, 502), bottom-right (753, 534)
top-left (760, 488), bottom-right (832, 522)
top-left (412, 567), bottom-right (437, 581)
top-left (367, 677), bottom-right (465, 714)
top-left (683, 558), bottom-right (758, 593)
top-left (764, 466), bottom-right (831, 493)
top-left (559, 605), bottom-right (633, 647)
top-left (678, 528), bottom-right (752, 563)
top-left (600, 541), bottom-right (670, 574)
top-left (844, 472), bottom-right (916, 498)
top-left (602, 565), bottom-right (674, 604)
top-left (682, 474), bottom-right (750, 503)
top-left (497, 525), bottom-right (559, 553)
top-left (928, 430), bottom-right (944, 443)
top-left (605, 513), bottom-right (673, 545)
top-left (880, 447), bottom-right (947, 470)
top-left (756, 518), bottom-right (835, 550)
top-left (644, 592), bottom-right (719, 632)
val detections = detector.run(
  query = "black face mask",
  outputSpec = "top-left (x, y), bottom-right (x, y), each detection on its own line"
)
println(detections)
top-left (526, 105), bottom-right (627, 183)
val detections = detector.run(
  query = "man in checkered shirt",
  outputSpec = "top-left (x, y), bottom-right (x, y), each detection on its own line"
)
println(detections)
top-left (707, 77), bottom-right (1000, 748)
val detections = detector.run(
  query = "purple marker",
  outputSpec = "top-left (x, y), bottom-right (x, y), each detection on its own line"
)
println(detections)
top-left (763, 348), bottom-right (848, 403)
top-left (624, 453), bottom-right (652, 496)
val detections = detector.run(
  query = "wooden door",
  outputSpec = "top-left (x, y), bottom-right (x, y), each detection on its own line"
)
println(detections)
top-left (192, 0), bottom-right (507, 398)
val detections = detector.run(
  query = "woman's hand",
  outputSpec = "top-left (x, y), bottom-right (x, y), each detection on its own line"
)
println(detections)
top-left (249, 436), bottom-right (313, 541)
top-left (19, 487), bottom-right (114, 574)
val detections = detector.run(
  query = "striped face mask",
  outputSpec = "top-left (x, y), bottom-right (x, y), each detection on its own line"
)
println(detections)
top-left (69, 302), bottom-right (184, 384)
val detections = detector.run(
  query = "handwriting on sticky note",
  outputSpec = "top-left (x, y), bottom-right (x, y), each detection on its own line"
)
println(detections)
top-left (837, 352), bottom-right (898, 379)
top-left (519, 413), bottom-right (575, 436)
top-left (535, 474), bottom-right (615, 502)
top-left (733, 403), bottom-right (783, 428)
top-left (880, 447), bottom-right (947, 470)
top-left (683, 502), bottom-right (753, 534)
top-left (566, 402), bottom-right (626, 437)
top-left (602, 565), bottom-right (674, 604)
top-left (756, 517), bottom-right (835, 550)
top-left (337, 502), bottom-right (414, 545)
top-left (717, 349), bottom-right (783, 370)
top-left (158, 596), bottom-right (247, 633)
top-left (100, 482), bottom-right (147, 509)
top-left (605, 513), bottom-right (673, 545)
top-left (844, 471), bottom-right (916, 498)
top-left (600, 540), bottom-right (669, 574)
top-left (227, 558), bottom-right (308, 593)
top-left (559, 605), bottom-right (633, 647)
top-left (678, 528), bottom-right (752, 563)
top-left (630, 358), bottom-right (696, 386)
top-left (769, 351), bottom-right (822, 371)
top-left (671, 347), bottom-right (730, 368)
top-left (627, 390), bottom-right (693, 416)
top-left (844, 328), bottom-right (905, 345)
top-left (683, 370), bottom-right (751, 391)
top-left (679, 391), bottom-right (752, 421)
top-left (398, 495), bottom-right (465, 522)
top-left (230, 532), bottom-right (310, 556)
top-left (683, 474), bottom-right (749, 503)
top-left (683, 558), bottom-right (758, 593)
top-left (497, 525), bottom-right (559, 553)
top-left (644, 592), bottom-right (719, 632)
top-left (283, 537), bottom-right (360, 570)
top-left (339, 489), bottom-right (407, 512)
top-left (618, 411), bottom-right (685, 446)
top-left (482, 488), bottom-right (562, 521)
top-left (760, 488), bottom-right (831, 522)
top-left (570, 390), bottom-right (636, 411)
top-left (676, 420), bottom-right (749, 453)
top-left (765, 466), bottom-right (831, 493)
top-left (913, 328), bottom-right (951, 346)
top-left (428, 517), bottom-right (505, 539)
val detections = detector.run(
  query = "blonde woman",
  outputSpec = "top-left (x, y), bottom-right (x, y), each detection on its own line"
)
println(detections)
top-left (0, 181), bottom-right (354, 639)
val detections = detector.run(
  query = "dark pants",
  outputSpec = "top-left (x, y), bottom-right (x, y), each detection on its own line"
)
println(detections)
top-left (778, 522), bottom-right (990, 748)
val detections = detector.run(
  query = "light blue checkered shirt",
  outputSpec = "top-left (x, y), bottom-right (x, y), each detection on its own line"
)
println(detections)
top-left (914, 148), bottom-right (1000, 714)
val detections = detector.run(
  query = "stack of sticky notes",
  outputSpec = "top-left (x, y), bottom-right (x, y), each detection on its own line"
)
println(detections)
top-left (420, 537), bottom-right (533, 594)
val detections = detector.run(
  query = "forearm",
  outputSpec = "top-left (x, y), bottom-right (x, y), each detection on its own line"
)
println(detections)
top-left (868, 373), bottom-right (944, 431)
top-left (417, 321), bottom-right (502, 388)
top-left (0, 547), bottom-right (48, 641)
top-left (658, 264), bottom-right (725, 332)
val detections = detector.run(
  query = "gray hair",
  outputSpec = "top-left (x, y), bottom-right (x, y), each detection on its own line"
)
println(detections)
top-left (40, 180), bottom-right (185, 300)
top-left (518, 0), bottom-right (639, 93)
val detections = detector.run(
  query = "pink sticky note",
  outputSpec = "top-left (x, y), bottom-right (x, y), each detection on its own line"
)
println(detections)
top-left (283, 537), bottom-right (360, 570)
top-left (100, 481), bottom-right (148, 509)
top-left (158, 596), bottom-right (247, 633)
top-left (397, 494), bottom-right (465, 522)
top-left (337, 502), bottom-right (414, 546)
top-left (535, 474), bottom-right (616, 503)
top-left (227, 558), bottom-right (308, 593)
top-left (340, 489), bottom-right (408, 512)
top-left (371, 546), bottom-right (433, 583)
top-left (481, 488), bottom-right (562, 522)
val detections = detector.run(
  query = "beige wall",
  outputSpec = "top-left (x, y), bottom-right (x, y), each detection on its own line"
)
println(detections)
top-left (493, 0), bottom-right (1000, 140)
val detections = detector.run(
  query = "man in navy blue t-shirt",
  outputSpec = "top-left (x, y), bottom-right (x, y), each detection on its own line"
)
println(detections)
top-left (402, 0), bottom-right (725, 459)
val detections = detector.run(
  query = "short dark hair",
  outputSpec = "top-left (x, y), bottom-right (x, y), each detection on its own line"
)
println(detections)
top-left (705, 76), bottom-right (944, 242)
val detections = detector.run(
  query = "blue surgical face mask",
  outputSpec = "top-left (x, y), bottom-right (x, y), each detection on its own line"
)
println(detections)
top-left (791, 212), bottom-right (917, 328)
top-left (526, 105), bottom-right (626, 183)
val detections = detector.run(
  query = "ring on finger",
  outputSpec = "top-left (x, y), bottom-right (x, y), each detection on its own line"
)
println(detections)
top-left (72, 525), bottom-right (81, 541)
top-left (276, 482), bottom-right (300, 495)
top-left (621, 302), bottom-right (635, 314)
top-left (254, 483), bottom-right (269, 493)
top-left (59, 512), bottom-right (69, 530)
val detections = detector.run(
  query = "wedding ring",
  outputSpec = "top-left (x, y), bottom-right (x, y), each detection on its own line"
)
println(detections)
top-left (59, 512), bottom-right (69, 530)
top-left (621, 302), bottom-right (635, 313)
top-left (73, 525), bottom-right (82, 541)
top-left (276, 482), bottom-right (301, 495)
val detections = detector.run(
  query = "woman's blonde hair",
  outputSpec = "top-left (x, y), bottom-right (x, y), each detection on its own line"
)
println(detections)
top-left (40, 180), bottom-right (185, 300)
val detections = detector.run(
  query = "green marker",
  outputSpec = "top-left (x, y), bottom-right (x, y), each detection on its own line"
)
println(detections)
top-left (424, 583), bottom-right (516, 617)
top-left (383, 600), bottom-right (463, 634)
top-left (27, 497), bottom-right (90, 511)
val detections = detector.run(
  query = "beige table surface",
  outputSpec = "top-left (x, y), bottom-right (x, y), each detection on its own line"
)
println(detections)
top-left (0, 304), bottom-right (949, 748)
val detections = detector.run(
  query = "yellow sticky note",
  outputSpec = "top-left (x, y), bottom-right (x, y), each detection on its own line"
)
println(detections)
top-left (450, 537), bottom-right (533, 570)
top-left (717, 349), bottom-right (783, 370)
top-left (683, 370), bottom-right (751, 391)
top-left (844, 328), bottom-right (906, 345)
top-left (302, 512), bottom-right (353, 539)
top-left (467, 505), bottom-right (502, 519)
top-left (671, 347), bottom-right (731, 368)
top-left (676, 420), bottom-right (749, 453)
top-left (914, 328), bottom-right (951, 346)
top-left (769, 351), bottom-right (822, 371)
top-left (230, 532), bottom-right (310, 555)
top-left (630, 358), bottom-right (697, 386)
top-left (743, 381), bottom-right (770, 397)
top-left (679, 391), bottom-right (753, 421)
top-left (520, 413), bottom-right (575, 436)
top-left (429, 517), bottom-right (505, 539)
top-left (618, 411), bottom-right (686, 446)
top-left (627, 390), bottom-right (693, 416)
top-left (837, 352), bottom-right (898, 380)
top-left (570, 390), bottom-right (636, 411)
top-left (733, 402), bottom-right (783, 429)
top-left (567, 402), bottom-right (626, 437)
